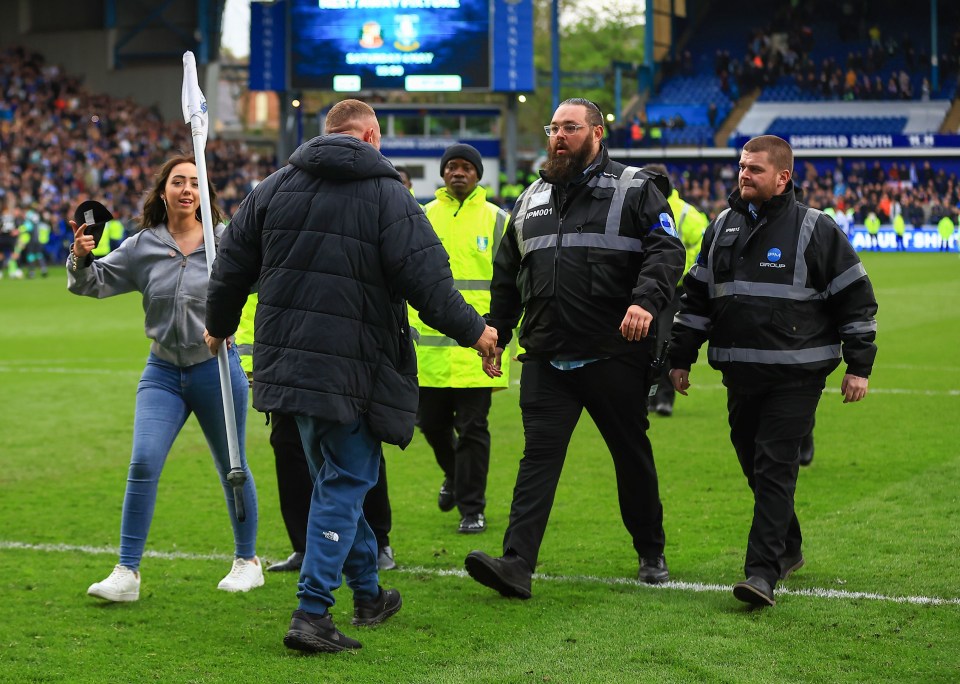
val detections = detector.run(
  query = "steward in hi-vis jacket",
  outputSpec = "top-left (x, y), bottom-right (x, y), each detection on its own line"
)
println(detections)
top-left (410, 143), bottom-right (510, 536)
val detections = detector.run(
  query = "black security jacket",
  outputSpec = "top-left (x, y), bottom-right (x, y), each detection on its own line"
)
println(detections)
top-left (206, 134), bottom-right (485, 447)
top-left (669, 181), bottom-right (878, 389)
top-left (487, 146), bottom-right (685, 360)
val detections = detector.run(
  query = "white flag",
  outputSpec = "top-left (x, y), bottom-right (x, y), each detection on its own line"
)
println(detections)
top-left (181, 51), bottom-right (208, 146)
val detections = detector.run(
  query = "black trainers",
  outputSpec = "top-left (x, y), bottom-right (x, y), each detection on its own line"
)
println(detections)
top-left (637, 554), bottom-right (670, 584)
top-left (799, 433), bottom-right (814, 466)
top-left (458, 513), bottom-right (486, 534)
top-left (352, 587), bottom-right (402, 626)
top-left (464, 551), bottom-right (532, 599)
top-left (733, 576), bottom-right (776, 607)
top-left (377, 545), bottom-right (397, 571)
top-left (268, 551), bottom-right (304, 573)
top-left (283, 610), bottom-right (362, 653)
top-left (779, 552), bottom-right (805, 580)
top-left (438, 479), bottom-right (455, 512)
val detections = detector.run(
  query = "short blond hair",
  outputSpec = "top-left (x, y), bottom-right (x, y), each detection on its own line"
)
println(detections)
top-left (325, 99), bottom-right (377, 134)
top-left (743, 135), bottom-right (793, 175)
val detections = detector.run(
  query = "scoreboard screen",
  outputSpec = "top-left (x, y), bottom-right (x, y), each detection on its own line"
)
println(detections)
top-left (290, 0), bottom-right (491, 92)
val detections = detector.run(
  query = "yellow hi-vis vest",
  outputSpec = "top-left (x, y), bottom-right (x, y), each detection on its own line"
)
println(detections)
top-left (92, 219), bottom-right (126, 257)
top-left (409, 186), bottom-right (510, 388)
top-left (666, 189), bottom-right (708, 283)
top-left (937, 214), bottom-right (955, 239)
top-left (236, 294), bottom-right (257, 375)
top-left (893, 213), bottom-right (905, 236)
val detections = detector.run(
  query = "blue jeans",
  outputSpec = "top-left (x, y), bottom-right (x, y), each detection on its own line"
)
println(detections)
top-left (119, 349), bottom-right (257, 570)
top-left (294, 415), bottom-right (381, 614)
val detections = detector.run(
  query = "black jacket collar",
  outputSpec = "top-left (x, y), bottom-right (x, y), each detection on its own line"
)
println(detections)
top-left (728, 180), bottom-right (802, 223)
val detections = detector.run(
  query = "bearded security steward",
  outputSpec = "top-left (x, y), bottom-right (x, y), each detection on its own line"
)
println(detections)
top-left (205, 99), bottom-right (498, 653)
top-left (463, 98), bottom-right (685, 599)
top-left (411, 144), bottom-right (511, 536)
top-left (668, 135), bottom-right (878, 608)
top-left (642, 164), bottom-right (709, 417)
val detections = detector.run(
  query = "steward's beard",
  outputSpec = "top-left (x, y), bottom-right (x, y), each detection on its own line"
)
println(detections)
top-left (541, 143), bottom-right (595, 186)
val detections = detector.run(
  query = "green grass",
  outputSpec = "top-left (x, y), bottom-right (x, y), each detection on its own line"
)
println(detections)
top-left (1, 253), bottom-right (958, 683)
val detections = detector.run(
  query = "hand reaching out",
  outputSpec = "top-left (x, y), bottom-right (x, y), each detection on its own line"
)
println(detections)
top-left (471, 325), bottom-right (499, 358)
top-left (482, 347), bottom-right (504, 378)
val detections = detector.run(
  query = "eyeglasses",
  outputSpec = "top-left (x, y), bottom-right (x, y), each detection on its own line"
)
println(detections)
top-left (544, 123), bottom-right (588, 137)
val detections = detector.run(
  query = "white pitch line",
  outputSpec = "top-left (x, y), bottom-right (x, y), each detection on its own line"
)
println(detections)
top-left (3, 365), bottom-right (958, 396)
top-left (692, 383), bottom-right (960, 397)
top-left (0, 365), bottom-right (139, 377)
top-left (3, 540), bottom-right (958, 606)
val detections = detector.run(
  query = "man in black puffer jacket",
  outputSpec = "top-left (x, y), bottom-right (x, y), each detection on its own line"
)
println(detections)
top-left (205, 99), bottom-right (498, 653)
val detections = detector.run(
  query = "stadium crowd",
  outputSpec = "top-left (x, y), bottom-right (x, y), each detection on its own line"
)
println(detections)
top-left (718, 3), bottom-right (960, 100)
top-left (666, 158), bottom-right (960, 228)
top-left (1, 42), bottom-right (957, 278)
top-left (0, 46), bottom-right (275, 268)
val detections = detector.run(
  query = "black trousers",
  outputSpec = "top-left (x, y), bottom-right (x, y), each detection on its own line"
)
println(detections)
top-left (726, 382), bottom-right (822, 586)
top-left (269, 411), bottom-right (392, 553)
top-left (651, 287), bottom-right (683, 408)
top-left (503, 354), bottom-right (665, 570)
top-left (417, 387), bottom-right (492, 516)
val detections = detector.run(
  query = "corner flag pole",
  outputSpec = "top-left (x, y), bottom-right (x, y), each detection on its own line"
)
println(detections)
top-left (182, 51), bottom-right (247, 522)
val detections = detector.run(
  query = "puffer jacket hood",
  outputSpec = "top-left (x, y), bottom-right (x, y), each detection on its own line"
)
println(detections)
top-left (289, 134), bottom-right (402, 183)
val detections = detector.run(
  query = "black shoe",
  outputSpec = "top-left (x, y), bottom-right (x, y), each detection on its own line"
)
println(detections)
top-left (464, 551), bottom-right (532, 599)
top-left (733, 576), bottom-right (776, 607)
top-left (352, 587), bottom-right (402, 626)
top-left (378, 545), bottom-right (397, 571)
top-left (458, 513), bottom-right (486, 534)
top-left (283, 609), bottom-right (362, 653)
top-left (654, 402), bottom-right (674, 417)
top-left (779, 552), bottom-right (805, 580)
top-left (799, 434), bottom-right (814, 466)
top-left (438, 479), bottom-right (455, 512)
top-left (268, 551), bottom-right (304, 573)
top-left (637, 554), bottom-right (670, 584)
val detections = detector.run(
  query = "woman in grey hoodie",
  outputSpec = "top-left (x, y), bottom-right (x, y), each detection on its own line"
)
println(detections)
top-left (68, 155), bottom-right (261, 602)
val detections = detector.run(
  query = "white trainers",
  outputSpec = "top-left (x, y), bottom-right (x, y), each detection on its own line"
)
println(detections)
top-left (88, 565), bottom-right (141, 602)
top-left (217, 556), bottom-right (265, 592)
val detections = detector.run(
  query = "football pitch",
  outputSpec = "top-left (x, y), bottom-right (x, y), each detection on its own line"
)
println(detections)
top-left (1, 253), bottom-right (958, 683)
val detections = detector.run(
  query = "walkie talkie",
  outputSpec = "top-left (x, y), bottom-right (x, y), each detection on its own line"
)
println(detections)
top-left (647, 340), bottom-right (670, 398)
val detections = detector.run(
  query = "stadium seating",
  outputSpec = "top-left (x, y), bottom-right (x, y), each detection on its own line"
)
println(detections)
top-left (765, 116), bottom-right (909, 136)
top-left (647, 0), bottom-right (959, 147)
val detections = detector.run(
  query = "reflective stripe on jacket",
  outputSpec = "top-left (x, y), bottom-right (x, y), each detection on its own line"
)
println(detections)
top-left (488, 146), bottom-right (684, 360)
top-left (670, 182), bottom-right (878, 388)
